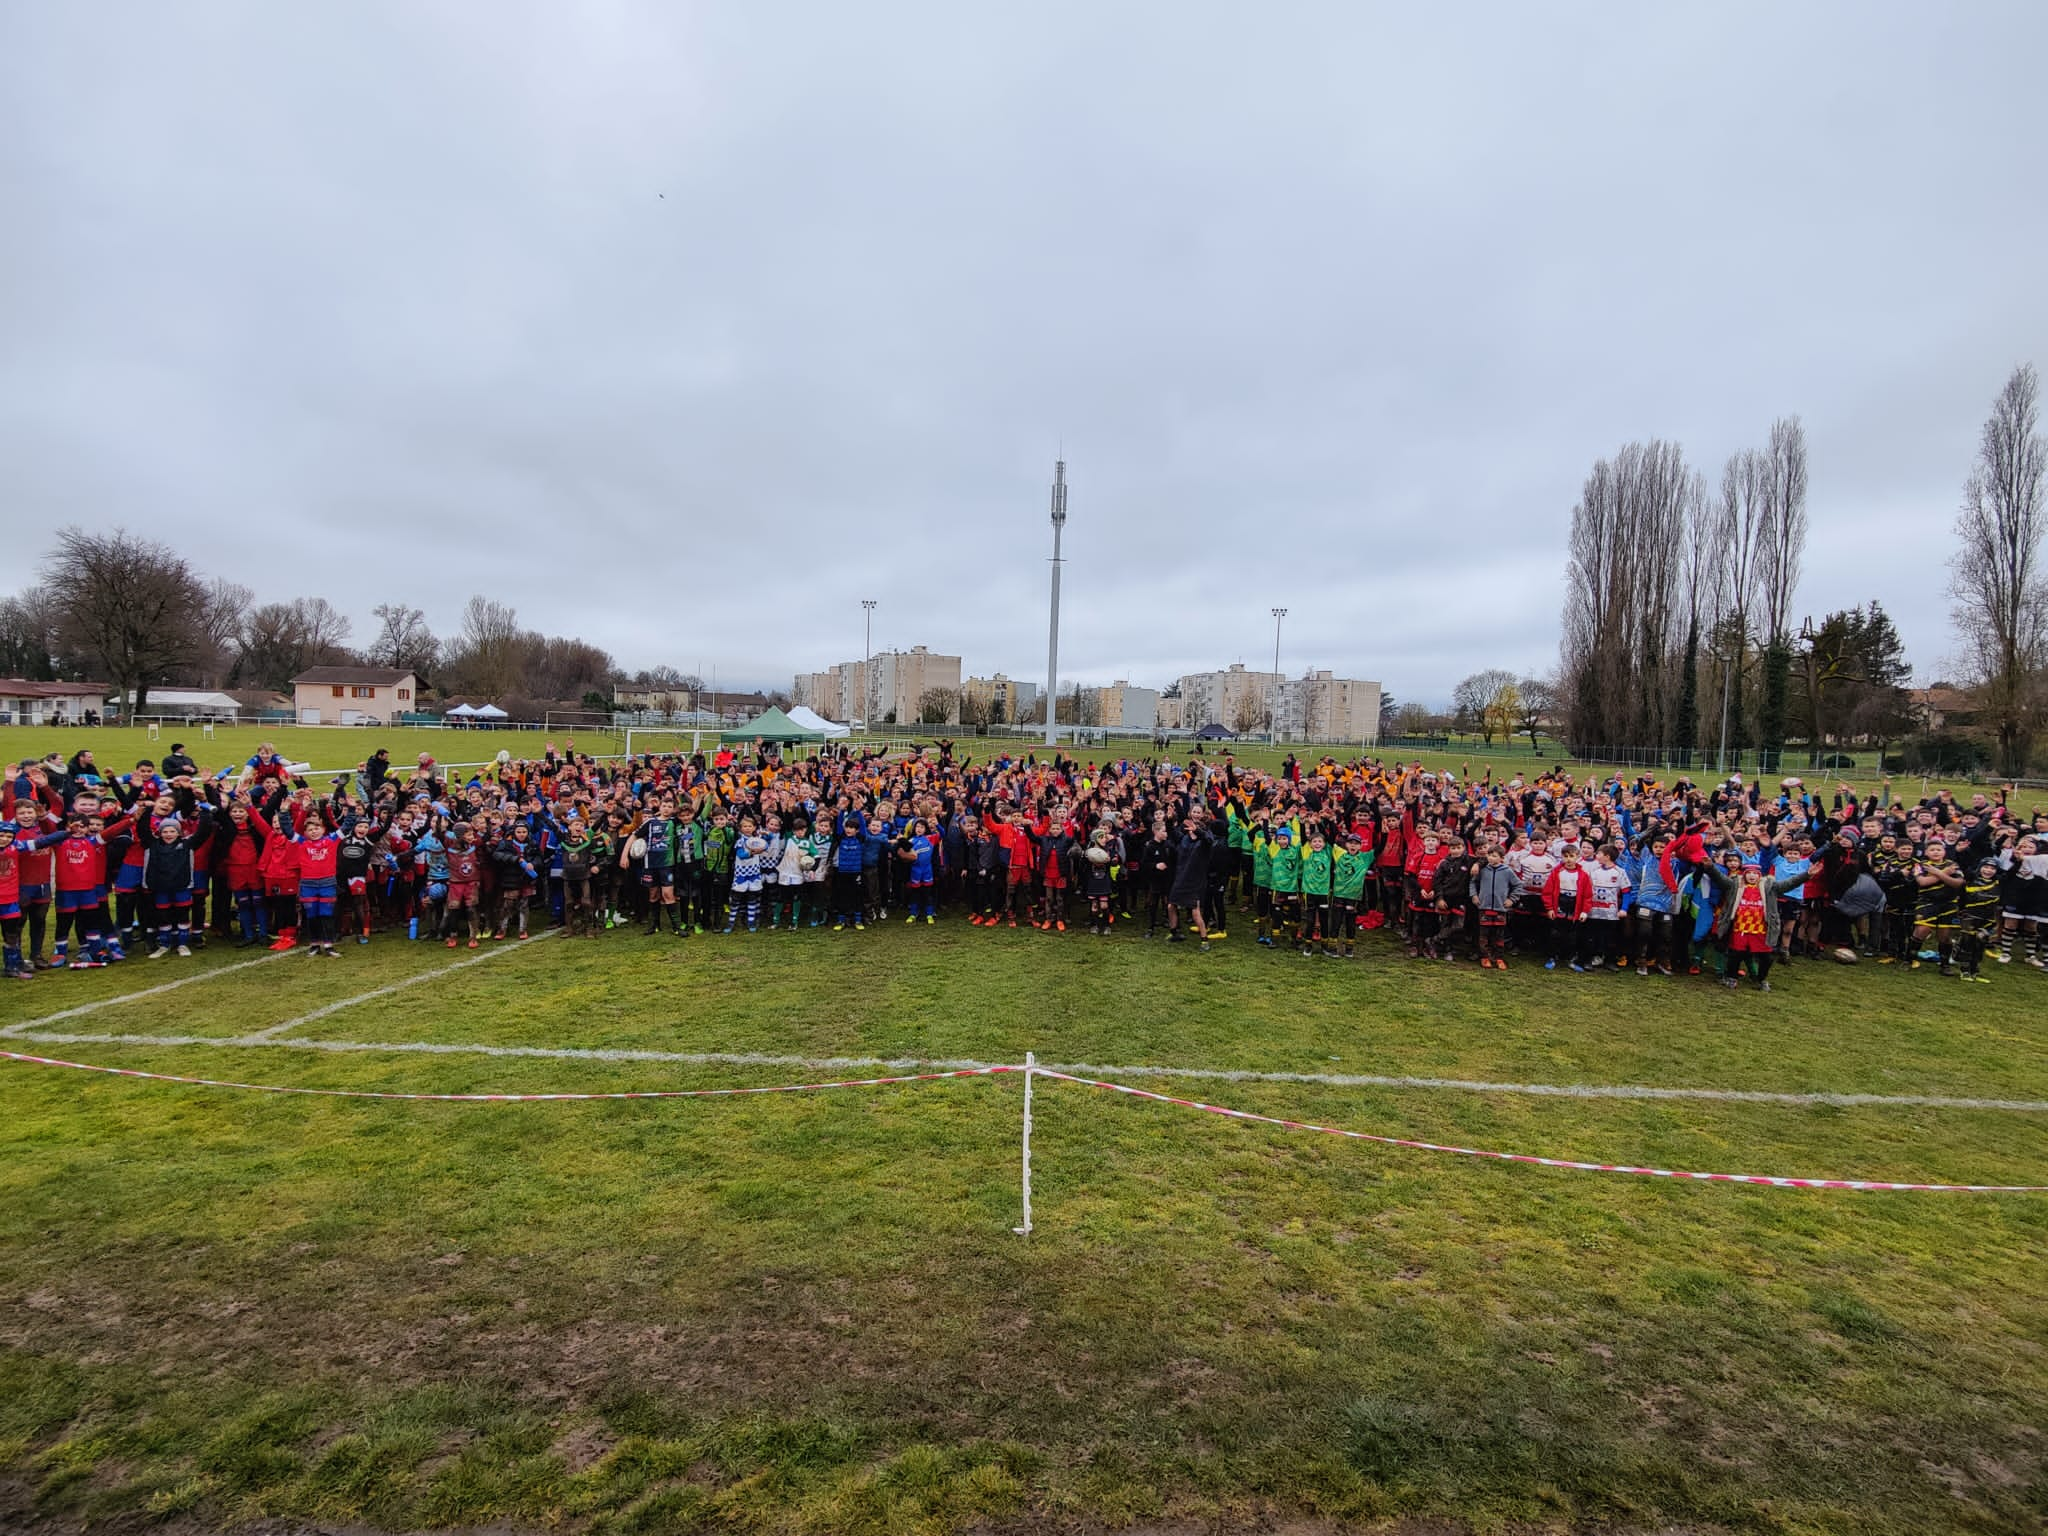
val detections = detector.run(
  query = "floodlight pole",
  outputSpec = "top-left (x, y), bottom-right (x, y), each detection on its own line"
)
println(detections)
top-left (1270, 607), bottom-right (1287, 744)
top-left (1044, 460), bottom-right (1067, 749)
top-left (862, 599), bottom-right (877, 730)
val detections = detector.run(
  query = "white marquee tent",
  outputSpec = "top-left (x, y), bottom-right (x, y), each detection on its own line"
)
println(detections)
top-left (786, 705), bottom-right (849, 737)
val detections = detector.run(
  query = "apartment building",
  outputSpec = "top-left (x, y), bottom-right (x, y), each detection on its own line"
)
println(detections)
top-left (1173, 664), bottom-right (1283, 734)
top-left (1277, 669), bottom-right (1383, 743)
top-left (1091, 679), bottom-right (1159, 731)
top-left (794, 647), bottom-right (962, 725)
top-left (962, 673), bottom-right (1038, 724)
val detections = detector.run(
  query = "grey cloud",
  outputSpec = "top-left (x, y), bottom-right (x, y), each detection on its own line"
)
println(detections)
top-left (3, 1), bottom-right (2043, 702)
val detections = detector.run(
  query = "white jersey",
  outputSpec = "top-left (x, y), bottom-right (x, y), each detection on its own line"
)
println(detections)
top-left (1586, 862), bottom-right (1632, 919)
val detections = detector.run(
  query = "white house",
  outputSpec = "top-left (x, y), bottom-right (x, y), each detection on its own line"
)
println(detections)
top-left (0, 679), bottom-right (106, 726)
top-left (290, 666), bottom-right (420, 726)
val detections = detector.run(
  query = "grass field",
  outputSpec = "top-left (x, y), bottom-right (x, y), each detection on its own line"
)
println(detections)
top-left (1, 909), bottom-right (2045, 1535)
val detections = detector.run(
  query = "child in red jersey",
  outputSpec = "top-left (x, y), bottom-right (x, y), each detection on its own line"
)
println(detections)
top-left (8, 786), bottom-right (64, 967)
top-left (291, 811), bottom-right (343, 957)
top-left (263, 799), bottom-right (304, 949)
top-left (51, 809), bottom-right (131, 968)
top-left (216, 797), bottom-right (275, 946)
top-left (1, 821), bottom-right (72, 978)
top-left (993, 809), bottom-right (1034, 929)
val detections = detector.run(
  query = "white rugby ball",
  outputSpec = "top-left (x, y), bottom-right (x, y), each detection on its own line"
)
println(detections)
top-left (1832, 946), bottom-right (1860, 965)
top-left (1084, 845), bottom-right (1112, 865)
top-left (627, 836), bottom-right (648, 860)
top-left (745, 835), bottom-right (768, 854)
top-left (497, 749), bottom-right (512, 765)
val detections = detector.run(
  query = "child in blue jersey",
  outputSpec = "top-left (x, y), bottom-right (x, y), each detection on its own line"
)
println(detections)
top-left (1772, 835), bottom-right (1814, 962)
top-left (831, 810), bottom-right (868, 930)
top-left (899, 818), bottom-right (941, 924)
top-left (1674, 853), bottom-right (1725, 976)
top-left (1628, 832), bottom-right (1677, 976)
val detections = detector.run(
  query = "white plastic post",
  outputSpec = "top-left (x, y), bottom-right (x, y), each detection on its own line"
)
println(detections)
top-left (1013, 1051), bottom-right (1035, 1235)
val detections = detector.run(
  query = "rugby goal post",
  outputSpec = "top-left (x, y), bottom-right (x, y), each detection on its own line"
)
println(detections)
top-left (623, 727), bottom-right (705, 758)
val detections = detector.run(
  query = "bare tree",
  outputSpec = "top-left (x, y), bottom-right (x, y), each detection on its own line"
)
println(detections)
top-left (520, 633), bottom-right (616, 702)
top-left (1227, 690), bottom-right (1263, 736)
top-left (0, 586), bottom-right (64, 680)
top-left (1714, 448), bottom-right (1773, 767)
top-left (1561, 441), bottom-right (1692, 749)
top-left (1055, 683), bottom-right (1101, 727)
top-left (917, 686), bottom-right (957, 725)
top-left (442, 596), bottom-right (523, 698)
top-left (1393, 701), bottom-right (1437, 737)
top-left (1949, 364), bottom-right (2048, 775)
top-left (1452, 668), bottom-right (1517, 743)
top-left (297, 597), bottom-right (354, 659)
top-left (191, 579), bottom-right (253, 687)
top-left (41, 528), bottom-right (207, 718)
top-left (1674, 470), bottom-right (1719, 761)
top-left (957, 688), bottom-right (991, 729)
top-left (1757, 415), bottom-right (1809, 760)
top-left (236, 597), bottom-right (355, 692)
top-left (368, 602), bottom-right (440, 677)
top-left (1515, 674), bottom-right (1557, 752)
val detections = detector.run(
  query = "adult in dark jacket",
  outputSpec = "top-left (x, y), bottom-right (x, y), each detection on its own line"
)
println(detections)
top-left (1134, 820), bottom-right (1176, 937)
top-left (141, 807), bottom-right (210, 956)
top-left (1167, 817), bottom-right (1212, 947)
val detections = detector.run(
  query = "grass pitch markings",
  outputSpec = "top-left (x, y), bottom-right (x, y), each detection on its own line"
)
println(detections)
top-left (2, 1030), bottom-right (2043, 1113)
top-left (244, 930), bottom-right (562, 1038)
top-left (0, 951), bottom-right (290, 1037)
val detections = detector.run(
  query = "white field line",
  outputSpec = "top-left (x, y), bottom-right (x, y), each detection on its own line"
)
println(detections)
top-left (0, 953), bottom-right (290, 1038)
top-left (245, 930), bottom-right (561, 1039)
top-left (1, 1030), bottom-right (2042, 1113)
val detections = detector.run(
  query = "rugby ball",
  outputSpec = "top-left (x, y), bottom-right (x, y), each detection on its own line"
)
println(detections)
top-left (627, 836), bottom-right (648, 860)
top-left (799, 853), bottom-right (818, 871)
top-left (286, 761), bottom-right (312, 775)
top-left (1084, 845), bottom-right (1112, 865)
top-left (744, 836), bottom-right (768, 854)
top-left (497, 749), bottom-right (512, 765)
top-left (1832, 946), bottom-right (1860, 965)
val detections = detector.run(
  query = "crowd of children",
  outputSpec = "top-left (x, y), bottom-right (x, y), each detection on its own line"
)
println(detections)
top-left (2, 738), bottom-right (2043, 993)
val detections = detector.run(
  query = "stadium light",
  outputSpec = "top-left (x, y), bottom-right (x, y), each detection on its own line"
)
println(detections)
top-left (1044, 460), bottom-right (1067, 748)
top-left (862, 599), bottom-right (877, 728)
top-left (1270, 607), bottom-right (1287, 743)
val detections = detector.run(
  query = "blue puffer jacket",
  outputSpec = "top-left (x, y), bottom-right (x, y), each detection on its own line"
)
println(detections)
top-left (834, 814), bottom-right (868, 873)
top-left (1629, 846), bottom-right (1675, 914)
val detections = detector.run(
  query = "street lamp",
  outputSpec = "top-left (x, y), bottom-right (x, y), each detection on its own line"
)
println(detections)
top-left (1270, 607), bottom-right (1287, 743)
top-left (861, 599), bottom-right (877, 728)
top-left (1044, 459), bottom-right (1067, 748)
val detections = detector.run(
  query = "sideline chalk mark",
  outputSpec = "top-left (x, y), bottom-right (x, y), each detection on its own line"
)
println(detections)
top-left (1, 1033), bottom-right (2040, 1114)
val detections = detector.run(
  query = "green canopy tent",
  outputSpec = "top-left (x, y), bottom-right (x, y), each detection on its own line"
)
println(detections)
top-left (718, 706), bottom-right (825, 745)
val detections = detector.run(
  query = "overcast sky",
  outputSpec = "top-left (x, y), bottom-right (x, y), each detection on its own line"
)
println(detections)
top-left (4, 4), bottom-right (2045, 704)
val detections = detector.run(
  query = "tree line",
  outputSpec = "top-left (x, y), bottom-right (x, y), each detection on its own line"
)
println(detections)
top-left (1532, 364), bottom-right (2045, 776)
top-left (0, 530), bottom-right (617, 719)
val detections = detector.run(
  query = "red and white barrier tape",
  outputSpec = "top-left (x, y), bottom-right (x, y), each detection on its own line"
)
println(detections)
top-left (0, 1049), bottom-right (1014, 1103)
top-left (1031, 1069), bottom-right (2048, 1194)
